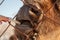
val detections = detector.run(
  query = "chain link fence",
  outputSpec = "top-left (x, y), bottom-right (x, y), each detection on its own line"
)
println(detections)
top-left (0, 0), bottom-right (60, 40)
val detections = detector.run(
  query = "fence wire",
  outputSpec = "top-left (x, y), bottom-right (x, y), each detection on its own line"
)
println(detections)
top-left (0, 0), bottom-right (5, 5)
top-left (0, 0), bottom-right (59, 40)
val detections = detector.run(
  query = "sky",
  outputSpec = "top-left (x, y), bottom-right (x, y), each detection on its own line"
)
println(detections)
top-left (0, 0), bottom-right (23, 18)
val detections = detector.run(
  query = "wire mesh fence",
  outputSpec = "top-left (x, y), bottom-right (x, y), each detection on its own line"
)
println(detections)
top-left (0, 0), bottom-right (60, 40)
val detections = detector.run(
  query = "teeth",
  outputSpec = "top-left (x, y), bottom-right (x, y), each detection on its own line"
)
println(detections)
top-left (29, 10), bottom-right (37, 18)
top-left (38, 13), bottom-right (43, 22)
top-left (35, 3), bottom-right (41, 10)
top-left (34, 33), bottom-right (38, 36)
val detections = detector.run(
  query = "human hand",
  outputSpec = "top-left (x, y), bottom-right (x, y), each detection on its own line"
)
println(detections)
top-left (0, 15), bottom-right (9, 24)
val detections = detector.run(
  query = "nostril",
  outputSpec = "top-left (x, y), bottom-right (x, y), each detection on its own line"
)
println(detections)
top-left (51, 0), bottom-right (56, 3)
top-left (31, 8), bottom-right (40, 16)
top-left (54, 4), bottom-right (59, 11)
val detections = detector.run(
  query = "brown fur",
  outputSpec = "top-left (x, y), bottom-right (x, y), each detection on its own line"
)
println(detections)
top-left (36, 0), bottom-right (60, 40)
top-left (9, 0), bottom-right (60, 40)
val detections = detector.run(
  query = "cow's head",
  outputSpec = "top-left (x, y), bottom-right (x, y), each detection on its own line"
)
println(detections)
top-left (21, 0), bottom-right (57, 12)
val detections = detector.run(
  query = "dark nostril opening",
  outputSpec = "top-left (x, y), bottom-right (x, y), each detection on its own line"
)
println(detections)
top-left (51, 0), bottom-right (56, 3)
top-left (31, 8), bottom-right (40, 16)
top-left (54, 4), bottom-right (59, 11)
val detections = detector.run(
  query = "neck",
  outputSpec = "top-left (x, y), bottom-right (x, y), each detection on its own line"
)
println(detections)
top-left (45, 7), bottom-right (60, 24)
top-left (37, 4), bottom-right (60, 35)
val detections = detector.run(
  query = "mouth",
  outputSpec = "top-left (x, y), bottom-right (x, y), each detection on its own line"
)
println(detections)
top-left (21, 0), bottom-right (43, 21)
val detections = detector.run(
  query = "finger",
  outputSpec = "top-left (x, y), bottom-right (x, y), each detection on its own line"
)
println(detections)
top-left (2, 18), bottom-right (9, 22)
top-left (0, 21), bottom-right (2, 24)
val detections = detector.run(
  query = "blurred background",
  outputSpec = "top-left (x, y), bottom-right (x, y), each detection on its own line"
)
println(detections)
top-left (0, 0), bottom-right (23, 18)
top-left (0, 0), bottom-right (23, 39)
